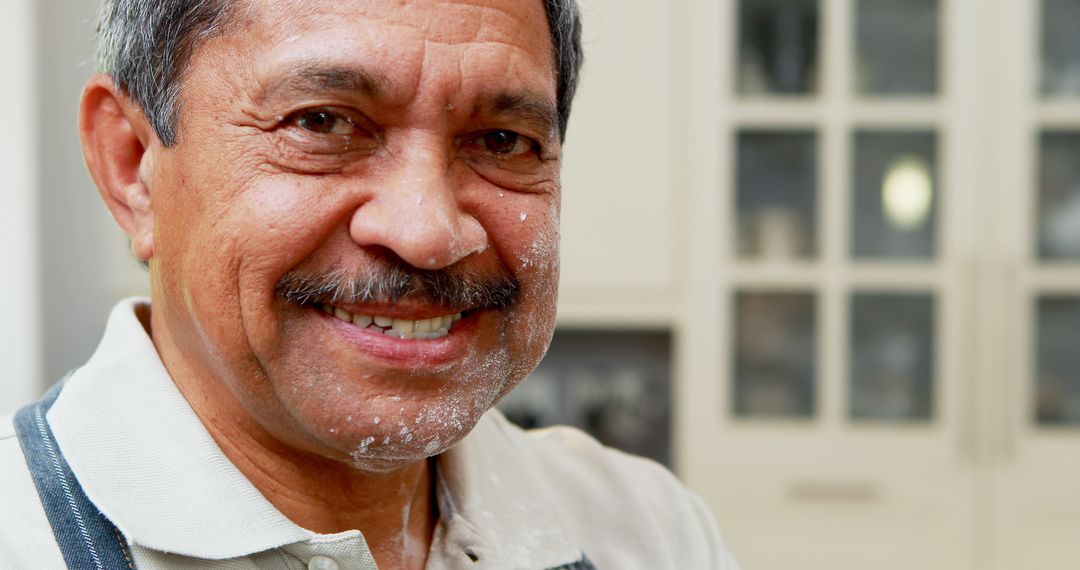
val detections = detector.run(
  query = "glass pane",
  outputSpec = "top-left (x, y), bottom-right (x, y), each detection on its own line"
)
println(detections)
top-left (1036, 296), bottom-right (1080, 425)
top-left (852, 131), bottom-right (938, 259)
top-left (736, 131), bottom-right (818, 259)
top-left (854, 0), bottom-right (939, 95)
top-left (1038, 132), bottom-right (1080, 259)
top-left (1042, 0), bottom-right (1080, 97)
top-left (734, 291), bottom-right (816, 418)
top-left (850, 293), bottom-right (935, 421)
top-left (499, 330), bottom-right (672, 465)
top-left (737, 0), bottom-right (820, 95)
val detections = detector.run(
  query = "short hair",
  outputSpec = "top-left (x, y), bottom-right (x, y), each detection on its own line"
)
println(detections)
top-left (96, 0), bottom-right (584, 146)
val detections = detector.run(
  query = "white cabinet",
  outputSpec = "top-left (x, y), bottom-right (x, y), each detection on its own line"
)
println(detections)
top-left (677, 0), bottom-right (1080, 568)
top-left (558, 0), bottom-right (680, 327)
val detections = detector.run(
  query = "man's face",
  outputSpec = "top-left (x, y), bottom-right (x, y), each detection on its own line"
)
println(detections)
top-left (145, 0), bottom-right (561, 469)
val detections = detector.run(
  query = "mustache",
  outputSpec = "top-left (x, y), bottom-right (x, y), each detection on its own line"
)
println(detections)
top-left (276, 257), bottom-right (520, 311)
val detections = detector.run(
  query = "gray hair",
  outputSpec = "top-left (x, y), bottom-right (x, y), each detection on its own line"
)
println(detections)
top-left (96, 0), bottom-right (584, 146)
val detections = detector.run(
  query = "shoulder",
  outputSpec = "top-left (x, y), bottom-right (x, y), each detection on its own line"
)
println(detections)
top-left (0, 413), bottom-right (67, 568)
top-left (484, 412), bottom-right (740, 569)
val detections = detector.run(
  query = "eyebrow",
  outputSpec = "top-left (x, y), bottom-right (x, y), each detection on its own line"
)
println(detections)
top-left (254, 63), bottom-right (384, 105)
top-left (477, 92), bottom-right (560, 144)
top-left (253, 63), bottom-right (559, 141)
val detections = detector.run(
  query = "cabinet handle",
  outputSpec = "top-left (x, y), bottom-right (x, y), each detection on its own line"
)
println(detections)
top-left (995, 258), bottom-right (1021, 464)
top-left (956, 260), bottom-right (980, 465)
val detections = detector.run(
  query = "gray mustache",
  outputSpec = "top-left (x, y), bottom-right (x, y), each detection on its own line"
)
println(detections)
top-left (276, 259), bottom-right (519, 311)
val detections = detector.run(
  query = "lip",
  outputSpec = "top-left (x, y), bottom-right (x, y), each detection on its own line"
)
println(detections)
top-left (311, 304), bottom-right (478, 368)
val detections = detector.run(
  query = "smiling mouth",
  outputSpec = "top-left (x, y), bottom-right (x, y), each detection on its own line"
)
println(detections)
top-left (319, 304), bottom-right (465, 340)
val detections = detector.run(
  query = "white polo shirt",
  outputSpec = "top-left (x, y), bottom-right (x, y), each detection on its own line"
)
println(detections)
top-left (0, 299), bottom-right (739, 569)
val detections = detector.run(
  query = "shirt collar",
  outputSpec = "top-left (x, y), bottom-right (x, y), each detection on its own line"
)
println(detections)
top-left (47, 298), bottom-right (582, 567)
top-left (433, 412), bottom-right (583, 569)
top-left (48, 299), bottom-right (334, 559)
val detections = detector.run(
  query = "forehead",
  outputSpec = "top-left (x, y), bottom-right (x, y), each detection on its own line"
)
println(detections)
top-left (211, 0), bottom-right (556, 106)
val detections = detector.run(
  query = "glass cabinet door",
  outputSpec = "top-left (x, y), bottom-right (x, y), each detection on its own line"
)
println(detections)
top-left (707, 1), bottom-right (974, 568)
top-left (736, 131), bottom-right (819, 259)
top-left (854, 0), bottom-right (940, 96)
top-left (851, 131), bottom-right (938, 259)
top-left (737, 0), bottom-right (820, 95)
top-left (993, 4), bottom-right (1080, 563)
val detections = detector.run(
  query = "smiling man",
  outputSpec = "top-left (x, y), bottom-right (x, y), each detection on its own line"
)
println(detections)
top-left (0, 0), bottom-right (738, 568)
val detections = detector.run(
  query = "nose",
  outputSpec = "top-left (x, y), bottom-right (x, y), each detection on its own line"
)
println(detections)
top-left (348, 141), bottom-right (488, 270)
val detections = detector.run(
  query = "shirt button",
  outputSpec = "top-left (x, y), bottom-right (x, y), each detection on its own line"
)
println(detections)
top-left (308, 555), bottom-right (340, 570)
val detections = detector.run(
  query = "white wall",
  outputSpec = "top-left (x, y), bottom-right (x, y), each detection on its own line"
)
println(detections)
top-left (0, 0), bottom-right (41, 414)
top-left (37, 0), bottom-right (149, 387)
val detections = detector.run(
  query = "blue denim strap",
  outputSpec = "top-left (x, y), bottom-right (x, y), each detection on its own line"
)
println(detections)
top-left (547, 555), bottom-right (598, 570)
top-left (14, 382), bottom-right (135, 570)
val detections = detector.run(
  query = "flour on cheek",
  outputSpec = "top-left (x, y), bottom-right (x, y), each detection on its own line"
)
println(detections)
top-left (347, 346), bottom-right (512, 470)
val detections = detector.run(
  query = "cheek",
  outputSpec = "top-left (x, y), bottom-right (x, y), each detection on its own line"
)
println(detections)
top-left (478, 188), bottom-right (560, 270)
top-left (483, 195), bottom-right (561, 376)
top-left (165, 166), bottom-right (350, 354)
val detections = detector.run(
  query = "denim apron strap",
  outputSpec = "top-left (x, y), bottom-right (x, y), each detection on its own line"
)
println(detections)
top-left (547, 555), bottom-right (598, 570)
top-left (14, 381), bottom-right (135, 570)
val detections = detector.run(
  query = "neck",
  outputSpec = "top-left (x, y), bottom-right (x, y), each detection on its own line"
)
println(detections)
top-left (212, 422), bottom-right (438, 569)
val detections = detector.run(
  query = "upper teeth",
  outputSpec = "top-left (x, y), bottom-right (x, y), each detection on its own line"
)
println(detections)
top-left (321, 304), bottom-right (462, 340)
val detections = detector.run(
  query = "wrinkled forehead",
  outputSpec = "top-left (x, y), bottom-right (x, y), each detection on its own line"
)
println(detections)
top-left (239, 0), bottom-right (555, 47)
top-left (215, 0), bottom-right (558, 105)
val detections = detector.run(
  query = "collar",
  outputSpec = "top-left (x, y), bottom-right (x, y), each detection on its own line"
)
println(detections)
top-left (47, 299), bottom-right (582, 568)
top-left (432, 411), bottom-right (583, 569)
top-left (48, 298), bottom-right (330, 559)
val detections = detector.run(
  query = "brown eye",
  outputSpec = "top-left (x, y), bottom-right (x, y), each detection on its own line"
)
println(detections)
top-left (482, 130), bottom-right (531, 155)
top-left (294, 109), bottom-right (354, 135)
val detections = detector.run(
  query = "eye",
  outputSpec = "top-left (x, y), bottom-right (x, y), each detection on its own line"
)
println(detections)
top-left (477, 130), bottom-right (537, 156)
top-left (291, 108), bottom-right (357, 135)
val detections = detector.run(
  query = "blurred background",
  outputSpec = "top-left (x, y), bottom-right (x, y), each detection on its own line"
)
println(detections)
top-left (3, 0), bottom-right (1080, 568)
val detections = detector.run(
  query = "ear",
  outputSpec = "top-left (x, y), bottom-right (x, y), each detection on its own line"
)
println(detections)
top-left (79, 74), bottom-right (160, 261)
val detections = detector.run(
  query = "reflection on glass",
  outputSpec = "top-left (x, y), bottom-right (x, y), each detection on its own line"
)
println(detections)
top-left (1036, 297), bottom-right (1080, 425)
top-left (850, 293), bottom-right (935, 421)
top-left (1038, 132), bottom-right (1080, 259)
top-left (498, 330), bottom-right (672, 465)
top-left (736, 131), bottom-right (818, 259)
top-left (854, 0), bottom-right (939, 95)
top-left (1042, 0), bottom-right (1080, 97)
top-left (852, 131), bottom-right (938, 259)
top-left (734, 291), bottom-right (816, 418)
top-left (737, 0), bottom-right (819, 95)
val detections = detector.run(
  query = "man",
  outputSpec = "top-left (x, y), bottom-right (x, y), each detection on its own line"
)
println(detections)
top-left (0, 0), bottom-right (739, 568)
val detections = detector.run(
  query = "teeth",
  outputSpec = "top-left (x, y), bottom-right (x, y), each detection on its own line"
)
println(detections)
top-left (373, 315), bottom-right (393, 327)
top-left (415, 318), bottom-right (433, 333)
top-left (352, 314), bottom-right (373, 327)
top-left (321, 305), bottom-right (464, 341)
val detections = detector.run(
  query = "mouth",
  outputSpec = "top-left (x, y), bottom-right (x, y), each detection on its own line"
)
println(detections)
top-left (317, 303), bottom-right (465, 341)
